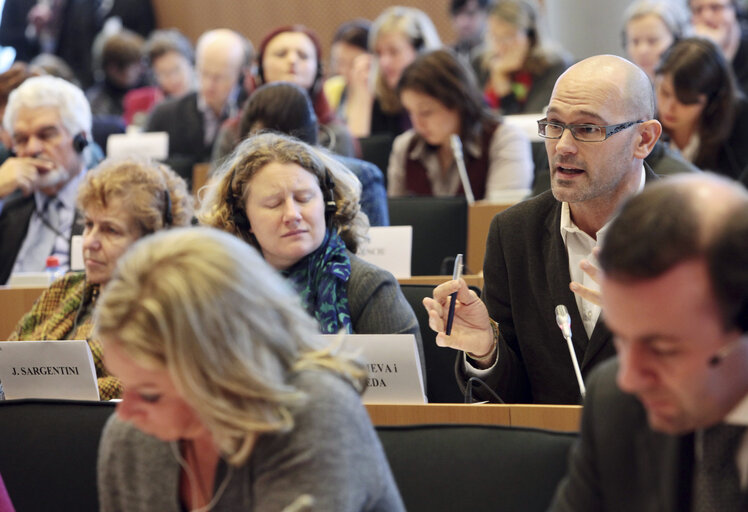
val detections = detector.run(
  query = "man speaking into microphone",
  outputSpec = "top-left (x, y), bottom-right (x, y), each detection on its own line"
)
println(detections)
top-left (551, 173), bottom-right (748, 511)
top-left (424, 55), bottom-right (662, 404)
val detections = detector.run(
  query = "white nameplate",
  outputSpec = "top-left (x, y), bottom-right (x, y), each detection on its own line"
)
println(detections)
top-left (0, 340), bottom-right (99, 401)
top-left (7, 272), bottom-right (50, 287)
top-left (357, 226), bottom-right (412, 278)
top-left (503, 113), bottom-right (544, 142)
top-left (321, 334), bottom-right (425, 404)
top-left (70, 235), bottom-right (84, 271)
top-left (106, 131), bottom-right (169, 160)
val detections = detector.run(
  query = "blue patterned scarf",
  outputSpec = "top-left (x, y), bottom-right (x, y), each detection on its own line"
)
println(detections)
top-left (282, 229), bottom-right (353, 334)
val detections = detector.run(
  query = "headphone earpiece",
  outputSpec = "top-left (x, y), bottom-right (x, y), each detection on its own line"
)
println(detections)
top-left (162, 189), bottom-right (173, 228)
top-left (226, 173), bottom-right (252, 233)
top-left (72, 133), bottom-right (88, 154)
top-left (322, 169), bottom-right (337, 225)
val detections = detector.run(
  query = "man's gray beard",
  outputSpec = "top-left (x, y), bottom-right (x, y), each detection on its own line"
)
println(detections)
top-left (36, 166), bottom-right (70, 189)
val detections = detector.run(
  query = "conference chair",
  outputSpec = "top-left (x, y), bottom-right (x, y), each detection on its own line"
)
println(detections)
top-left (400, 284), bottom-right (481, 403)
top-left (0, 399), bottom-right (116, 511)
top-left (388, 197), bottom-right (468, 276)
top-left (376, 423), bottom-right (576, 512)
top-left (358, 134), bottom-right (394, 187)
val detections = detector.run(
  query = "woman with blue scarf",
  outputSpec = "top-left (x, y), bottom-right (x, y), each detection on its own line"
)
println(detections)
top-left (199, 132), bottom-right (423, 362)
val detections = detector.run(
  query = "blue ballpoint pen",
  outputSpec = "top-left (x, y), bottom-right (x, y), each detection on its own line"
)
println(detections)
top-left (445, 254), bottom-right (463, 335)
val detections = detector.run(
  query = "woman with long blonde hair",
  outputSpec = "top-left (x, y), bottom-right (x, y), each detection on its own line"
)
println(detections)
top-left (96, 227), bottom-right (404, 511)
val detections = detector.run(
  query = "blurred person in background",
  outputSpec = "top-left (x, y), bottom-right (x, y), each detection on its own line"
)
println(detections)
top-left (123, 29), bottom-right (195, 127)
top-left (0, 76), bottom-right (91, 283)
top-left (388, 49), bottom-right (533, 200)
top-left (449, 0), bottom-right (492, 66)
top-left (86, 29), bottom-right (146, 117)
top-left (622, 0), bottom-right (688, 81)
top-left (479, 0), bottom-right (570, 115)
top-left (324, 19), bottom-right (371, 119)
top-left (655, 36), bottom-right (748, 180)
top-left (689, 0), bottom-right (748, 93)
top-left (345, 6), bottom-right (442, 139)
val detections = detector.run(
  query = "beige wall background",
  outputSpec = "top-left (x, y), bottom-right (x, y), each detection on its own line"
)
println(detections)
top-left (150, 0), bottom-right (456, 63)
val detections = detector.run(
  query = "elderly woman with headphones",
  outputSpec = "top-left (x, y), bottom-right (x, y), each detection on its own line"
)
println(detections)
top-left (199, 132), bottom-right (423, 361)
top-left (7, 158), bottom-right (193, 400)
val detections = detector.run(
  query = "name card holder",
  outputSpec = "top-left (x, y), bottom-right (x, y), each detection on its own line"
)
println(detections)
top-left (321, 334), bottom-right (426, 404)
top-left (358, 226), bottom-right (413, 279)
top-left (0, 340), bottom-right (99, 401)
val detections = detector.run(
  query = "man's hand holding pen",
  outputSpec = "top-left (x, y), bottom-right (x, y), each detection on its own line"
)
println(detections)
top-left (423, 278), bottom-right (497, 368)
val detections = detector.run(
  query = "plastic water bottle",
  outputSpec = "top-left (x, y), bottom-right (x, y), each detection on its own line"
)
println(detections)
top-left (45, 255), bottom-right (64, 284)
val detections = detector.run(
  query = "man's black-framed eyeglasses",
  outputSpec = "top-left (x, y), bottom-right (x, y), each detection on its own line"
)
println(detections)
top-left (537, 119), bottom-right (644, 142)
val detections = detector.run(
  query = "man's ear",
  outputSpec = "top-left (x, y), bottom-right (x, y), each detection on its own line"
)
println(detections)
top-left (633, 119), bottom-right (662, 160)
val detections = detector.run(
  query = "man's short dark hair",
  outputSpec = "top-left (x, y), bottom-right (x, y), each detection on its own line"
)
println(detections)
top-left (238, 82), bottom-right (318, 145)
top-left (450, 0), bottom-right (493, 16)
top-left (600, 176), bottom-right (748, 332)
top-left (708, 212), bottom-right (748, 332)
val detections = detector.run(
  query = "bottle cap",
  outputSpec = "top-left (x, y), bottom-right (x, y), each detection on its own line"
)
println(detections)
top-left (45, 256), bottom-right (60, 268)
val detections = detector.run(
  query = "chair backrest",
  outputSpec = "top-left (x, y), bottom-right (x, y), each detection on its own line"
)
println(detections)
top-left (376, 423), bottom-right (576, 512)
top-left (388, 197), bottom-right (468, 276)
top-left (399, 284), bottom-right (480, 403)
top-left (357, 134), bottom-right (394, 187)
top-left (0, 399), bottom-right (116, 511)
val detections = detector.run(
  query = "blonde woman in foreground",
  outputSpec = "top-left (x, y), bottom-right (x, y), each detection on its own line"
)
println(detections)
top-left (95, 227), bottom-right (404, 512)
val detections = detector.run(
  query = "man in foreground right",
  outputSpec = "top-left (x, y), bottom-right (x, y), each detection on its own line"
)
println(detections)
top-left (550, 173), bottom-right (748, 511)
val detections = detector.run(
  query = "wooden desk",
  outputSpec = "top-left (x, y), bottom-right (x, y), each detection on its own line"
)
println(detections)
top-left (466, 201), bottom-right (518, 274)
top-left (192, 162), bottom-right (211, 197)
top-left (365, 403), bottom-right (582, 432)
top-left (0, 286), bottom-right (46, 338)
top-left (398, 274), bottom-right (484, 289)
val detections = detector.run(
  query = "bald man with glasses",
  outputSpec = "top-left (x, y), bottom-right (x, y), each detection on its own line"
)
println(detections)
top-left (424, 55), bottom-right (662, 404)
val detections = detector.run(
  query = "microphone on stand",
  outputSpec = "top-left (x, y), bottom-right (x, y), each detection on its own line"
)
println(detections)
top-left (450, 134), bottom-right (475, 205)
top-left (555, 304), bottom-right (586, 399)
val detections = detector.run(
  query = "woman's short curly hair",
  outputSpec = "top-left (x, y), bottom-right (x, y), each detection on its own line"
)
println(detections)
top-left (198, 132), bottom-right (368, 253)
top-left (77, 157), bottom-right (194, 233)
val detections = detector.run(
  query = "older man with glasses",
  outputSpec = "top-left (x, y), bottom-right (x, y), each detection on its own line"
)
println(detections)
top-left (423, 55), bottom-right (662, 404)
top-left (689, 0), bottom-right (748, 93)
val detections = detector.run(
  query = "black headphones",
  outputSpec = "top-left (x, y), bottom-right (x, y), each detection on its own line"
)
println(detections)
top-left (162, 188), bottom-right (173, 228)
top-left (72, 133), bottom-right (88, 154)
top-left (227, 167), bottom-right (337, 233)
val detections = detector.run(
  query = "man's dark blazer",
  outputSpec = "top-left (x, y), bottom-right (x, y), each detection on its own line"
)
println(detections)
top-left (0, 191), bottom-right (83, 285)
top-left (145, 92), bottom-right (214, 184)
top-left (549, 358), bottom-right (693, 512)
top-left (457, 165), bottom-right (658, 404)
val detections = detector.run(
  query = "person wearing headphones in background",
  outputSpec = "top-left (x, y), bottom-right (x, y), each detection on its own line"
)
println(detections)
top-left (199, 132), bottom-right (424, 374)
top-left (6, 158), bottom-right (193, 400)
top-left (551, 174), bottom-right (748, 511)
top-left (345, 6), bottom-right (442, 139)
top-left (0, 76), bottom-right (91, 284)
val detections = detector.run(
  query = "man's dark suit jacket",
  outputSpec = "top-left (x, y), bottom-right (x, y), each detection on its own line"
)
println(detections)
top-left (0, 192), bottom-right (82, 285)
top-left (145, 92), bottom-right (214, 184)
top-left (549, 359), bottom-right (693, 512)
top-left (457, 166), bottom-right (658, 404)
